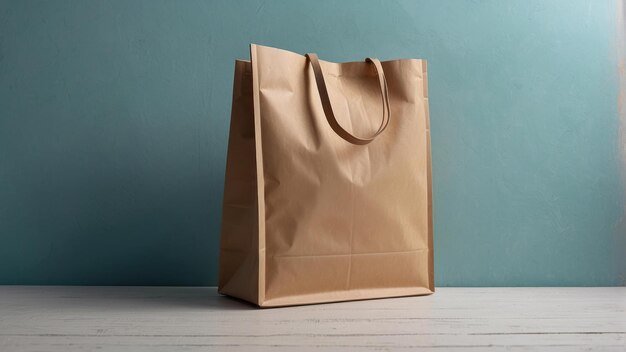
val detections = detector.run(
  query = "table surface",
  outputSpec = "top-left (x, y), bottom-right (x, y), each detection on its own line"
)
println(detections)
top-left (0, 286), bottom-right (625, 351)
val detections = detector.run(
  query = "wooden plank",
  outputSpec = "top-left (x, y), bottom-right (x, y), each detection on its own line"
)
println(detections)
top-left (0, 287), bottom-right (624, 351)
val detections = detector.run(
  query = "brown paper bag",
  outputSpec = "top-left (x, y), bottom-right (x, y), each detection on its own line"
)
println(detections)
top-left (218, 44), bottom-right (433, 307)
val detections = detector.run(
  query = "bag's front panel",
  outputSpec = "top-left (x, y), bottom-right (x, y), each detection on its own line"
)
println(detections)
top-left (252, 45), bottom-right (432, 306)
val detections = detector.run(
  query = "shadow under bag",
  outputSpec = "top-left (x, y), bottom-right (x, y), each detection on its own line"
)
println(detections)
top-left (219, 44), bottom-right (433, 307)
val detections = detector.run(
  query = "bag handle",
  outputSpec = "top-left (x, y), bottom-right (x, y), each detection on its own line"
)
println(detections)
top-left (305, 53), bottom-right (390, 145)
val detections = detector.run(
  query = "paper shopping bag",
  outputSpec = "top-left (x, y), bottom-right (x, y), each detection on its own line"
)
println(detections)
top-left (218, 44), bottom-right (433, 307)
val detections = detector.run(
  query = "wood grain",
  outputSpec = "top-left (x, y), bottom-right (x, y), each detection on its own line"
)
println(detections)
top-left (0, 287), bottom-right (624, 351)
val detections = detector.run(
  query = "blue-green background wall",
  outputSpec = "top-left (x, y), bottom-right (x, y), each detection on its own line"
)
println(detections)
top-left (1, 0), bottom-right (624, 286)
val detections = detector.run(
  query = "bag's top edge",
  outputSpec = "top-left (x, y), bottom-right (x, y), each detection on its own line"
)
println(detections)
top-left (250, 43), bottom-right (426, 65)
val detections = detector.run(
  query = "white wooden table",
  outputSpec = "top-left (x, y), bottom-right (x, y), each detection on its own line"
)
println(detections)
top-left (0, 286), bottom-right (624, 351)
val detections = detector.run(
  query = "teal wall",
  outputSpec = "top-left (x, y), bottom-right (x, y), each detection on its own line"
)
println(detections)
top-left (1, 0), bottom-right (624, 286)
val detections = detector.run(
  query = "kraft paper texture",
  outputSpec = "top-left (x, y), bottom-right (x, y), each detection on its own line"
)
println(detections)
top-left (219, 44), bottom-right (433, 307)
